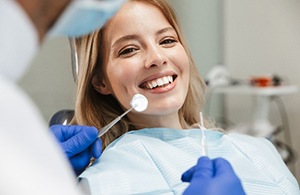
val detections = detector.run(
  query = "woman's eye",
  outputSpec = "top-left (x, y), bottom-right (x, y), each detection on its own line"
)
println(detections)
top-left (119, 48), bottom-right (137, 56)
top-left (160, 38), bottom-right (177, 45)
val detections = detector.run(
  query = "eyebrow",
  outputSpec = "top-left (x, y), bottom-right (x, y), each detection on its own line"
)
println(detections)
top-left (155, 26), bottom-right (175, 36)
top-left (112, 35), bottom-right (139, 49)
top-left (112, 26), bottom-right (175, 48)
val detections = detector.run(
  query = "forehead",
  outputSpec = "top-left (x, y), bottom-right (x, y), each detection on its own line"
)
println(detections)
top-left (103, 1), bottom-right (171, 44)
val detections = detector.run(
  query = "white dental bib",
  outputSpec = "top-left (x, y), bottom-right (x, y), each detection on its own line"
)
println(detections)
top-left (78, 128), bottom-right (299, 195)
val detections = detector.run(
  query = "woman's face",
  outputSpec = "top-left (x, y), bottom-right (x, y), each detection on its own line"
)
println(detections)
top-left (97, 1), bottom-right (190, 127)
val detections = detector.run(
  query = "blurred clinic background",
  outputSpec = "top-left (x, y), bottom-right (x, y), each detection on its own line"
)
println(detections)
top-left (19, 0), bottom-right (300, 182)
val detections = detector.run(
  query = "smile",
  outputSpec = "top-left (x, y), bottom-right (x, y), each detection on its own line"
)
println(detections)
top-left (140, 75), bottom-right (177, 89)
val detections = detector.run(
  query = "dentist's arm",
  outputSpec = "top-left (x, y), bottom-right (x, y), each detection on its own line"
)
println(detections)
top-left (182, 157), bottom-right (246, 195)
top-left (50, 125), bottom-right (102, 176)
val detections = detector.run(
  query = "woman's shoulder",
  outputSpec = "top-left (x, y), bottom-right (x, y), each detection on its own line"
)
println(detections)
top-left (225, 131), bottom-right (273, 148)
top-left (224, 132), bottom-right (291, 173)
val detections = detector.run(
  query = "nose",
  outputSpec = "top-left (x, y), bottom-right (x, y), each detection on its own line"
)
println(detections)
top-left (145, 45), bottom-right (167, 68)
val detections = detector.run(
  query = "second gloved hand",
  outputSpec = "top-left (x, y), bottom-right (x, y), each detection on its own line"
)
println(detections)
top-left (50, 125), bottom-right (102, 176)
top-left (181, 156), bottom-right (246, 195)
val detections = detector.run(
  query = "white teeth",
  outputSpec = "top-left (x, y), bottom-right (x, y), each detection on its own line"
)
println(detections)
top-left (151, 80), bottom-right (158, 88)
top-left (145, 76), bottom-right (174, 89)
top-left (147, 82), bottom-right (153, 89)
top-left (163, 77), bottom-right (169, 84)
top-left (157, 78), bottom-right (164, 86)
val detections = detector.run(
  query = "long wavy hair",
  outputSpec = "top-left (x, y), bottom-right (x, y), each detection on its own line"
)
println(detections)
top-left (70, 0), bottom-right (212, 149)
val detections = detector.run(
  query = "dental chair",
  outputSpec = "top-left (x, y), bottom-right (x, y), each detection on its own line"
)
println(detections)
top-left (49, 109), bottom-right (74, 126)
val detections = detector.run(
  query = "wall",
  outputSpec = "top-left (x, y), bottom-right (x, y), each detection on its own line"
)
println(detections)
top-left (224, 0), bottom-right (300, 181)
top-left (19, 37), bottom-right (75, 123)
top-left (169, 0), bottom-right (224, 119)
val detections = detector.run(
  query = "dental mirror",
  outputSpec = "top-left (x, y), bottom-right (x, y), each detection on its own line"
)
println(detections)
top-left (98, 94), bottom-right (148, 137)
top-left (130, 93), bottom-right (148, 112)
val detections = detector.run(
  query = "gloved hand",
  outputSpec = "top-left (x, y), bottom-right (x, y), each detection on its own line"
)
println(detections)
top-left (50, 125), bottom-right (102, 176)
top-left (181, 157), bottom-right (246, 195)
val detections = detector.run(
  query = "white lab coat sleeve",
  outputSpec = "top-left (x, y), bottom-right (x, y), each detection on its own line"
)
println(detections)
top-left (0, 1), bottom-right (84, 195)
top-left (0, 0), bottom-right (38, 82)
top-left (0, 76), bottom-right (84, 195)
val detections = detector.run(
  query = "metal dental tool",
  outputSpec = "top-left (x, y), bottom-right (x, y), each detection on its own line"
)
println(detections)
top-left (69, 37), bottom-right (79, 82)
top-left (97, 94), bottom-right (148, 137)
top-left (199, 112), bottom-right (208, 156)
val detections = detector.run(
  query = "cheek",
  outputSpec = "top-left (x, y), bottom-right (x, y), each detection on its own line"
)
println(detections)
top-left (106, 61), bottom-right (137, 90)
top-left (171, 46), bottom-right (190, 74)
top-left (179, 49), bottom-right (190, 70)
top-left (175, 48), bottom-right (190, 89)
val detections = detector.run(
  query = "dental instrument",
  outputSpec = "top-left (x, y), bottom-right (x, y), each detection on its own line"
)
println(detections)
top-left (69, 37), bottom-right (79, 82)
top-left (199, 112), bottom-right (208, 156)
top-left (98, 94), bottom-right (148, 137)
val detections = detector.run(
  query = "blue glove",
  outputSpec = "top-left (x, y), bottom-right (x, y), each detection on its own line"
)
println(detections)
top-left (181, 157), bottom-right (246, 195)
top-left (50, 125), bottom-right (102, 176)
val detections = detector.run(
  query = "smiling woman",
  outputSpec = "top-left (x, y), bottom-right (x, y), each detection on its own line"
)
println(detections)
top-left (71, 0), bottom-right (207, 147)
top-left (61, 0), bottom-right (300, 194)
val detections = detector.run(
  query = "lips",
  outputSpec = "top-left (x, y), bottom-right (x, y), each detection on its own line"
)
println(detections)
top-left (140, 75), bottom-right (177, 89)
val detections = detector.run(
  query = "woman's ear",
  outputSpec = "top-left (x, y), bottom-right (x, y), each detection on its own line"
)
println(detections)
top-left (92, 75), bottom-right (111, 95)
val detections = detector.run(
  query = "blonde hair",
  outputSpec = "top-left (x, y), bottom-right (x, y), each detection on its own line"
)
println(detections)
top-left (71, 0), bottom-right (213, 149)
